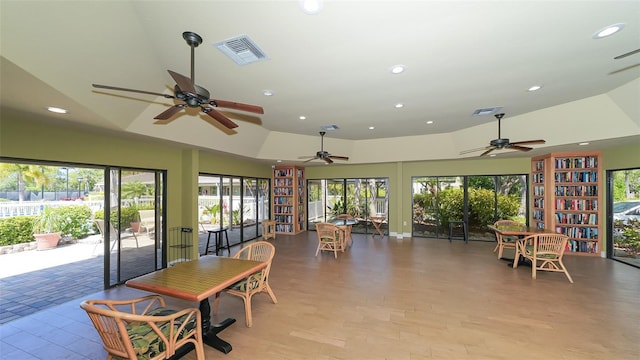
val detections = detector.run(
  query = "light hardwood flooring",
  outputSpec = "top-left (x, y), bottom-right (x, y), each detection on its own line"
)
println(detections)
top-left (1, 232), bottom-right (639, 359)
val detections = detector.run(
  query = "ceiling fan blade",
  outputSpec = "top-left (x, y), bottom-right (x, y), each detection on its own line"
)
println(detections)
top-left (201, 107), bottom-right (238, 129)
top-left (480, 147), bottom-right (497, 156)
top-left (167, 70), bottom-right (196, 95)
top-left (328, 155), bottom-right (349, 161)
top-left (324, 157), bottom-right (334, 164)
top-left (212, 99), bottom-right (264, 114)
top-left (303, 158), bottom-right (317, 163)
top-left (510, 139), bottom-right (545, 146)
top-left (298, 156), bottom-right (315, 159)
top-left (460, 146), bottom-right (491, 155)
top-left (154, 104), bottom-right (185, 120)
top-left (509, 145), bottom-right (533, 152)
top-left (92, 84), bottom-right (175, 99)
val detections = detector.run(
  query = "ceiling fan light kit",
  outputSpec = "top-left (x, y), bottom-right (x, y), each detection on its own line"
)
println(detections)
top-left (460, 113), bottom-right (546, 156)
top-left (92, 31), bottom-right (264, 131)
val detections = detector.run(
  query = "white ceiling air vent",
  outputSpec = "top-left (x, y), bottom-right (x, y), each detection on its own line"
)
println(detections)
top-left (320, 125), bottom-right (339, 131)
top-left (214, 34), bottom-right (268, 65)
top-left (472, 107), bottom-right (502, 116)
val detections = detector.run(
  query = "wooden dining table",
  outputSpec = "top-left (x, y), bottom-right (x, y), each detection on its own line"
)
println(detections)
top-left (487, 224), bottom-right (556, 266)
top-left (329, 218), bottom-right (358, 248)
top-left (126, 255), bottom-right (266, 355)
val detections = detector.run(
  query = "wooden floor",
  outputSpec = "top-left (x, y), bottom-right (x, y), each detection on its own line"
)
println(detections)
top-left (1, 232), bottom-right (639, 359)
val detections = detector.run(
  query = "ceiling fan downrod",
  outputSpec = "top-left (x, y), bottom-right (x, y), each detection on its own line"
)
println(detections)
top-left (182, 31), bottom-right (202, 83)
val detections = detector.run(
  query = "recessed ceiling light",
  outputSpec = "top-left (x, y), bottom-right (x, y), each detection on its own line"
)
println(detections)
top-left (368, 126), bottom-right (375, 130)
top-left (579, 142), bottom-right (590, 146)
top-left (527, 85), bottom-right (542, 92)
top-left (300, 0), bottom-right (323, 15)
top-left (263, 90), bottom-right (274, 96)
top-left (299, 116), bottom-right (306, 120)
top-left (426, 121), bottom-right (434, 124)
top-left (489, 154), bottom-right (497, 157)
top-left (47, 106), bottom-right (68, 114)
top-left (390, 65), bottom-right (405, 74)
top-left (394, 103), bottom-right (404, 108)
top-left (277, 160), bottom-right (282, 163)
top-left (593, 23), bottom-right (625, 39)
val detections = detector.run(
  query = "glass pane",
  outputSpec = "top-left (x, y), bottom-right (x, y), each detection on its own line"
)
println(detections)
top-left (611, 169), bottom-right (640, 267)
top-left (307, 179), bottom-right (323, 230)
top-left (326, 179), bottom-right (344, 218)
top-left (116, 170), bottom-right (157, 284)
top-left (243, 178), bottom-right (258, 240)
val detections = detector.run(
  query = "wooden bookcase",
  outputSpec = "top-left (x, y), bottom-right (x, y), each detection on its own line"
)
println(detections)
top-left (530, 151), bottom-right (602, 256)
top-left (272, 166), bottom-right (305, 234)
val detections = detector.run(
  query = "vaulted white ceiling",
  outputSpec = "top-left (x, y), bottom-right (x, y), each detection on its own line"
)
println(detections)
top-left (1, 1), bottom-right (638, 165)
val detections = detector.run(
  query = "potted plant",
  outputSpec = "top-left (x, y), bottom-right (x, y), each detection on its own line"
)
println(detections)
top-left (32, 206), bottom-right (63, 250)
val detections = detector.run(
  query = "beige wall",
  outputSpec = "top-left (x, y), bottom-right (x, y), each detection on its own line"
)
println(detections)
top-left (2, 113), bottom-right (639, 252)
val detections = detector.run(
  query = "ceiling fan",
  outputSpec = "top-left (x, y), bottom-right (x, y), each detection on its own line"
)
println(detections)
top-left (92, 31), bottom-right (264, 130)
top-left (460, 113), bottom-right (545, 156)
top-left (299, 131), bottom-right (349, 164)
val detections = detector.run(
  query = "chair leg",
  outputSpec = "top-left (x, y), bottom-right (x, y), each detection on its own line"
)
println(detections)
top-left (497, 244), bottom-right (503, 259)
top-left (265, 283), bottom-right (278, 304)
top-left (531, 259), bottom-right (537, 279)
top-left (242, 296), bottom-right (252, 327)
top-left (559, 260), bottom-right (574, 283)
top-left (315, 243), bottom-right (321, 256)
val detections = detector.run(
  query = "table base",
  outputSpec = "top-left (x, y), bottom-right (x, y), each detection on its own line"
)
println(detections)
top-left (204, 318), bottom-right (236, 354)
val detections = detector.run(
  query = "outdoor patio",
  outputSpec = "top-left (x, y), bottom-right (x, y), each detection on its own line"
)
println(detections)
top-left (0, 229), bottom-right (248, 325)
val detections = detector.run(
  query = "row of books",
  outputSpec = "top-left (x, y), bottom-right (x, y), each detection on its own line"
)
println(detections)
top-left (554, 156), bottom-right (598, 169)
top-left (273, 205), bottom-right (293, 214)
top-left (533, 198), bottom-right (544, 208)
top-left (533, 209), bottom-right (544, 220)
top-left (533, 186), bottom-right (545, 196)
top-left (274, 215), bottom-right (294, 224)
top-left (555, 226), bottom-right (598, 239)
top-left (555, 199), bottom-right (598, 211)
top-left (566, 240), bottom-right (598, 253)
top-left (555, 212), bottom-right (598, 225)
top-left (274, 169), bottom-right (295, 177)
top-left (532, 173), bottom-right (544, 183)
top-left (274, 188), bottom-right (294, 196)
top-left (554, 185), bottom-right (598, 197)
top-left (274, 197), bottom-right (292, 205)
top-left (554, 171), bottom-right (597, 183)
top-left (534, 160), bottom-right (545, 171)
top-left (274, 178), bottom-right (293, 186)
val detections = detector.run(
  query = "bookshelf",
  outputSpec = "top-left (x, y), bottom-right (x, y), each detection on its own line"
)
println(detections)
top-left (272, 165), bottom-right (305, 234)
top-left (531, 151), bottom-right (602, 256)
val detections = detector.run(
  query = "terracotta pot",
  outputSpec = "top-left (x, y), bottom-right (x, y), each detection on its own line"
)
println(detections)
top-left (34, 232), bottom-right (62, 251)
top-left (130, 222), bottom-right (141, 233)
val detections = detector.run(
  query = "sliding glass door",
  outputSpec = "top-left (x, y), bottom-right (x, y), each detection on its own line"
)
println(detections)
top-left (106, 168), bottom-right (165, 287)
top-left (412, 174), bottom-right (527, 241)
top-left (608, 168), bottom-right (640, 268)
top-left (198, 174), bottom-right (270, 247)
top-left (307, 178), bottom-right (389, 235)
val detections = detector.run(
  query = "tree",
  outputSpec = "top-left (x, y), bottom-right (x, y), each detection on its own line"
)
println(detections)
top-left (0, 163), bottom-right (52, 201)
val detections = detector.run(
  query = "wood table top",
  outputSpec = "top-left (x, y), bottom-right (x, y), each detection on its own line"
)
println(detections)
top-left (487, 224), bottom-right (555, 236)
top-left (126, 256), bottom-right (266, 302)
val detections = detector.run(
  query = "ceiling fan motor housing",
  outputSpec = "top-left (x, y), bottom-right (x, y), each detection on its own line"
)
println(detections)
top-left (490, 138), bottom-right (510, 148)
top-left (174, 84), bottom-right (211, 107)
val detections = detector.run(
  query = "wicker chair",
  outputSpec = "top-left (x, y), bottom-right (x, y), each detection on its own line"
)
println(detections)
top-left (315, 222), bottom-right (343, 258)
top-left (213, 241), bottom-right (277, 327)
top-left (514, 233), bottom-right (574, 283)
top-left (492, 220), bottom-right (523, 259)
top-left (80, 295), bottom-right (205, 360)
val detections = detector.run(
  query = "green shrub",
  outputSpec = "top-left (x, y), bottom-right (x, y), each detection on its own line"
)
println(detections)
top-left (0, 216), bottom-right (35, 245)
top-left (56, 205), bottom-right (92, 239)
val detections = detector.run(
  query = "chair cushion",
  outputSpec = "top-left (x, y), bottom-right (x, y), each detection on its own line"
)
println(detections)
top-left (525, 245), bottom-right (559, 259)
top-left (117, 307), bottom-right (197, 360)
top-left (229, 271), bottom-right (263, 292)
